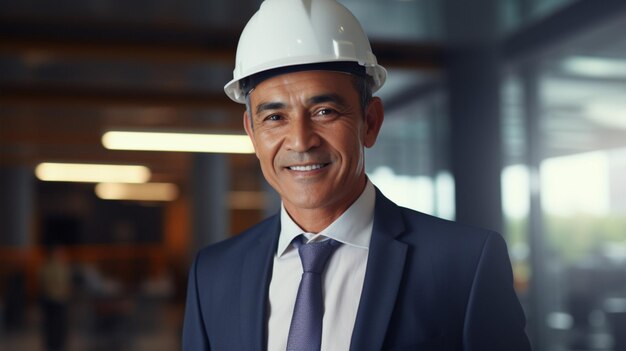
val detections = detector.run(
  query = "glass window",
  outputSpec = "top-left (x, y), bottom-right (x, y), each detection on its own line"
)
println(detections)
top-left (366, 69), bottom-right (453, 219)
top-left (501, 18), bottom-right (626, 348)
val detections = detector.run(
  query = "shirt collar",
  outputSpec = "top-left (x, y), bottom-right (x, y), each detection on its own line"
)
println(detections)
top-left (277, 180), bottom-right (375, 257)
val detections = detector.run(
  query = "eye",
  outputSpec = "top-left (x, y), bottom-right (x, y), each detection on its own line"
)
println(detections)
top-left (264, 114), bottom-right (282, 121)
top-left (316, 108), bottom-right (336, 116)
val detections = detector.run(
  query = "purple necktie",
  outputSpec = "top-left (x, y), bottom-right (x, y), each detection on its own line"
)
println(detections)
top-left (286, 237), bottom-right (340, 351)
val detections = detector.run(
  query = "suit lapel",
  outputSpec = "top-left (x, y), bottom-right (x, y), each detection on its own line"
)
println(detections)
top-left (240, 216), bottom-right (280, 351)
top-left (350, 189), bottom-right (408, 351)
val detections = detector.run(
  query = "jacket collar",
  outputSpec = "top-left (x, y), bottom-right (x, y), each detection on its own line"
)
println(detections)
top-left (350, 188), bottom-right (409, 351)
top-left (240, 216), bottom-right (280, 351)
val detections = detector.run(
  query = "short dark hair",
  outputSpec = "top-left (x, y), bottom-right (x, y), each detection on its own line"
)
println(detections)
top-left (351, 74), bottom-right (374, 113)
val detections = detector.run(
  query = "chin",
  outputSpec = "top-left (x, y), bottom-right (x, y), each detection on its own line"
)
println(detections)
top-left (284, 193), bottom-right (330, 210)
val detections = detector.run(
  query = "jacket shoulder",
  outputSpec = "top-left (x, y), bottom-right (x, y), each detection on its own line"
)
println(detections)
top-left (374, 189), bottom-right (506, 270)
top-left (400, 206), bottom-right (496, 243)
top-left (374, 188), bottom-right (497, 246)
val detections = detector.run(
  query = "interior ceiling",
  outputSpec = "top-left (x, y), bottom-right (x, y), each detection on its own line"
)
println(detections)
top-left (0, 2), bottom-right (442, 191)
top-left (2, 0), bottom-right (625, 189)
top-left (539, 12), bottom-right (626, 158)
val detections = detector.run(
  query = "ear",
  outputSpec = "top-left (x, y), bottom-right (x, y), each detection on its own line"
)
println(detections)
top-left (363, 97), bottom-right (384, 148)
top-left (243, 111), bottom-right (259, 157)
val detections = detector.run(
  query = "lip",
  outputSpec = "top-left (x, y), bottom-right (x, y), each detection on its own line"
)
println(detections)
top-left (284, 162), bottom-right (330, 173)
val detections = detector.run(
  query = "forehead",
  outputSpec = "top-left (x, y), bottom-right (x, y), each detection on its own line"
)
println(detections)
top-left (249, 70), bottom-right (357, 105)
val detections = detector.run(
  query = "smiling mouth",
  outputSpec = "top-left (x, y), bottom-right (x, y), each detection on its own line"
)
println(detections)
top-left (287, 163), bottom-right (329, 171)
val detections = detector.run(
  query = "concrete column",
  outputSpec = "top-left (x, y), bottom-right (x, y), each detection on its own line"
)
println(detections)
top-left (444, 0), bottom-right (503, 233)
top-left (191, 153), bottom-right (229, 251)
top-left (522, 64), bottom-right (549, 350)
top-left (0, 166), bottom-right (34, 247)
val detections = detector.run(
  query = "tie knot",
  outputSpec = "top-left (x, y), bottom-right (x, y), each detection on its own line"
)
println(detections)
top-left (296, 237), bottom-right (340, 274)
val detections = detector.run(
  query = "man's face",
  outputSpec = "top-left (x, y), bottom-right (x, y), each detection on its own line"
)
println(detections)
top-left (243, 70), bottom-right (384, 218)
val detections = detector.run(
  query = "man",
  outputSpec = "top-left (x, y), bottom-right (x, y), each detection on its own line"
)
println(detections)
top-left (183, 0), bottom-right (531, 350)
top-left (40, 246), bottom-right (72, 351)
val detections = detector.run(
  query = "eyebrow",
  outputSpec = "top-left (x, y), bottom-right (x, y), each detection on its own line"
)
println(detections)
top-left (307, 93), bottom-right (346, 107)
top-left (255, 101), bottom-right (286, 115)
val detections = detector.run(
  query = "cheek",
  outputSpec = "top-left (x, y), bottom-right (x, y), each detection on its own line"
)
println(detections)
top-left (329, 119), bottom-right (363, 144)
top-left (254, 133), bottom-right (282, 168)
top-left (342, 123), bottom-right (366, 151)
top-left (331, 129), bottom-right (365, 169)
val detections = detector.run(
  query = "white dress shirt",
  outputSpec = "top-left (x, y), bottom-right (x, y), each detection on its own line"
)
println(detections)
top-left (267, 181), bottom-right (375, 351)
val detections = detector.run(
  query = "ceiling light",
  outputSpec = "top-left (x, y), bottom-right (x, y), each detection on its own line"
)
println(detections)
top-left (95, 182), bottom-right (178, 201)
top-left (102, 131), bottom-right (255, 154)
top-left (35, 162), bottom-right (150, 183)
top-left (562, 56), bottom-right (626, 79)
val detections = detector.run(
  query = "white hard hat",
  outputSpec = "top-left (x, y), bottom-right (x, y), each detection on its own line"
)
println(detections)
top-left (224, 0), bottom-right (387, 104)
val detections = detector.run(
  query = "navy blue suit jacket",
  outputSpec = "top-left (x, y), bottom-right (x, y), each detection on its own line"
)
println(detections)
top-left (183, 189), bottom-right (531, 350)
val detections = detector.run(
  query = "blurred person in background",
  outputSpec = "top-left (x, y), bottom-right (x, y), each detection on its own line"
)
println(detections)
top-left (39, 245), bottom-right (72, 351)
top-left (183, 0), bottom-right (531, 350)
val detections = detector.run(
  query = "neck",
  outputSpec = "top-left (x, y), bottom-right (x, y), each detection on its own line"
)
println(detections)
top-left (283, 179), bottom-right (367, 233)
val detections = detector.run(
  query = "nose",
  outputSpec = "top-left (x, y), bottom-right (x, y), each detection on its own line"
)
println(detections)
top-left (284, 115), bottom-right (320, 152)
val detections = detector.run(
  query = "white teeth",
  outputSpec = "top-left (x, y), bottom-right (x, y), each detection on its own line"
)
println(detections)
top-left (289, 164), bottom-right (325, 171)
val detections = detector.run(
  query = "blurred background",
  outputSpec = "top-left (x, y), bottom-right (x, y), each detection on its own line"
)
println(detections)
top-left (1, 0), bottom-right (625, 350)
